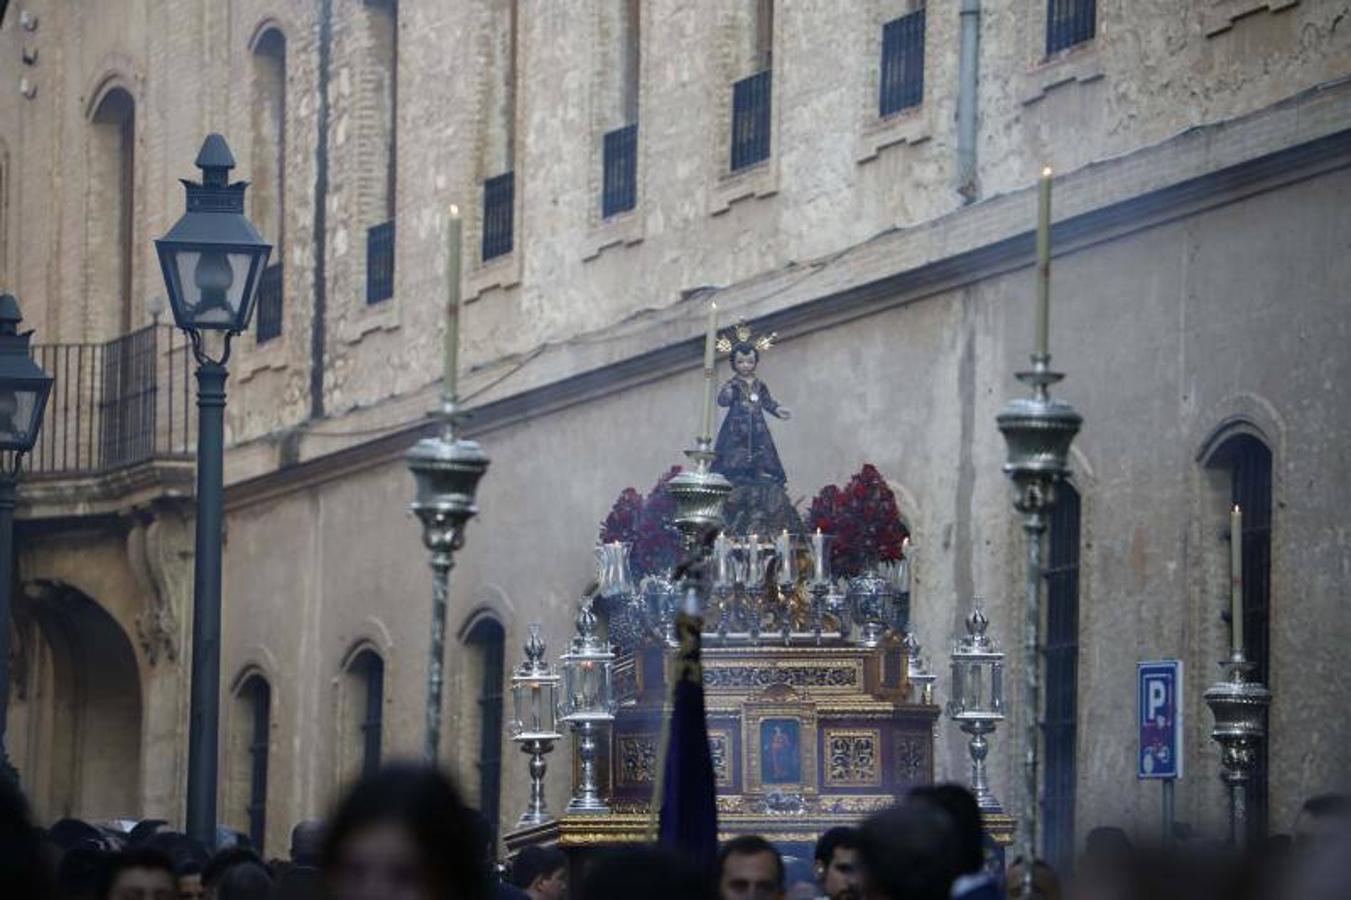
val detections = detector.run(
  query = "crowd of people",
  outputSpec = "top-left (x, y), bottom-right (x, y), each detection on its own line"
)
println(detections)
top-left (3, 764), bottom-right (1349, 900)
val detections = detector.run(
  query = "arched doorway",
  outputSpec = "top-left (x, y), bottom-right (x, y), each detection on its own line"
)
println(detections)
top-left (8, 581), bottom-right (143, 822)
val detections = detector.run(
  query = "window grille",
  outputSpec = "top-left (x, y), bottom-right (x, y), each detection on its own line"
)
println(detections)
top-left (244, 677), bottom-right (271, 853)
top-left (730, 70), bottom-right (772, 171)
top-left (355, 652), bottom-right (385, 777)
top-left (256, 263), bottom-right (283, 343)
top-left (1046, 0), bottom-right (1095, 55)
top-left (467, 619), bottom-right (506, 843)
top-left (366, 220), bottom-right (395, 304)
top-left (880, 8), bottom-right (925, 117)
top-left (482, 172), bottom-right (515, 261)
top-left (1228, 436), bottom-right (1272, 837)
top-left (602, 123), bottom-right (639, 218)
top-left (1043, 485), bottom-right (1081, 870)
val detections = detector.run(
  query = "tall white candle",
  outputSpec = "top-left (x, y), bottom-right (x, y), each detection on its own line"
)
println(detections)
top-left (777, 530), bottom-right (795, 586)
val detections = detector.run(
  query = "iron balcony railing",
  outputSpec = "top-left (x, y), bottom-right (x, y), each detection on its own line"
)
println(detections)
top-left (256, 262), bottom-right (283, 343)
top-left (602, 123), bottom-right (639, 218)
top-left (29, 324), bottom-right (195, 477)
top-left (482, 171), bottom-right (515, 261)
top-left (730, 69), bottom-right (772, 172)
top-left (880, 8), bottom-right (925, 117)
top-left (366, 220), bottom-right (396, 304)
top-left (1046, 0), bottom-right (1095, 56)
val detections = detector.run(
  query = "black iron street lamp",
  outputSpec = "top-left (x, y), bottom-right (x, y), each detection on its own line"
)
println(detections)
top-left (155, 134), bottom-right (271, 846)
top-left (0, 294), bottom-right (52, 786)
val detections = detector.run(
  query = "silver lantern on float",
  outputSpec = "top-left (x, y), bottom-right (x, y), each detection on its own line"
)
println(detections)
top-left (558, 599), bottom-right (616, 814)
top-left (947, 600), bottom-right (1005, 813)
top-left (510, 624), bottom-right (562, 826)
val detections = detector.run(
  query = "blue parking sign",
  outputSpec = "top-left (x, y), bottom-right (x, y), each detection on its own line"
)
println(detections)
top-left (1138, 660), bottom-right (1182, 780)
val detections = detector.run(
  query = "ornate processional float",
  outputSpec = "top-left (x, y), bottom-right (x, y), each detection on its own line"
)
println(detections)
top-left (504, 318), bottom-right (1015, 858)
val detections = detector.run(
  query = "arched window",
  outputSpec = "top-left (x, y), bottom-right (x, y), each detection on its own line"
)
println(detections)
top-left (251, 27), bottom-right (287, 343)
top-left (1043, 483), bottom-right (1080, 870)
top-left (481, 0), bottom-right (518, 261)
top-left (89, 86), bottom-right (136, 337)
top-left (464, 618), bottom-right (506, 841)
top-left (345, 649), bottom-right (385, 778)
top-left (1207, 433), bottom-right (1272, 835)
top-left (363, 0), bottom-right (398, 304)
top-left (235, 674), bottom-right (272, 853)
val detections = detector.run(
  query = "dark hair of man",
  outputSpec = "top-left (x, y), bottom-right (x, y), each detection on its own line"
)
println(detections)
top-left (511, 846), bottom-right (568, 889)
top-left (1302, 793), bottom-right (1351, 819)
top-left (909, 784), bottom-right (984, 875)
top-left (320, 762), bottom-right (488, 900)
top-left (49, 818), bottom-right (108, 852)
top-left (814, 827), bottom-right (860, 867)
top-left (718, 835), bottom-right (784, 889)
top-left (859, 803), bottom-right (961, 900)
top-left (581, 846), bottom-right (717, 900)
top-left (203, 846), bottom-right (264, 888)
top-left (98, 847), bottom-right (176, 900)
top-left (290, 819), bottom-right (325, 867)
top-left (217, 860), bottom-right (274, 900)
top-left (127, 819), bottom-right (170, 846)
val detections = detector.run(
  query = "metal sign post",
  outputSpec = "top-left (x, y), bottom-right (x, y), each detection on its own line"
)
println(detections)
top-left (1139, 660), bottom-right (1183, 844)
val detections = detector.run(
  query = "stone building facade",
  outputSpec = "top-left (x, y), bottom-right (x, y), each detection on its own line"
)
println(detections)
top-left (1, 0), bottom-right (1348, 860)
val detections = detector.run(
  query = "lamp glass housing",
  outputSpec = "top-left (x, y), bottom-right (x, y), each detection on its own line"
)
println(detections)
top-left (559, 648), bottom-right (615, 722)
top-left (0, 379), bottom-right (50, 452)
top-left (156, 242), bottom-right (270, 333)
top-left (511, 671), bottom-right (561, 740)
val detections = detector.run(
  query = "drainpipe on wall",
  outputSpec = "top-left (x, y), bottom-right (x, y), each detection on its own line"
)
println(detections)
top-left (310, 0), bottom-right (333, 420)
top-left (956, 0), bottom-right (981, 204)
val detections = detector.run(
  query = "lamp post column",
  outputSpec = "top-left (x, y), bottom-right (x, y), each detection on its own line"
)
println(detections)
top-left (186, 359), bottom-right (228, 846)
top-left (424, 548), bottom-right (453, 762)
top-left (0, 473), bottom-right (17, 785)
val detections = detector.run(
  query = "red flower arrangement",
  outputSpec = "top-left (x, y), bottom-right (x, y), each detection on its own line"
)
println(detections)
top-left (807, 464), bottom-right (907, 578)
top-left (599, 466), bottom-right (683, 578)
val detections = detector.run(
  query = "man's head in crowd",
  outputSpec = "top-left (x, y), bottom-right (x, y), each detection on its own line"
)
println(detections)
top-left (291, 819), bottom-right (326, 868)
top-left (100, 848), bottom-right (178, 900)
top-left (858, 802), bottom-right (960, 900)
top-left (814, 827), bottom-right (861, 900)
top-left (511, 846), bottom-right (568, 900)
top-left (908, 785), bottom-right (984, 877)
top-left (718, 835), bottom-right (784, 900)
top-left (201, 846), bottom-right (263, 900)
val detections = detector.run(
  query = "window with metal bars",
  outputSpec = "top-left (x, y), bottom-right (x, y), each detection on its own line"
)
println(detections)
top-left (1042, 484), bottom-right (1080, 871)
top-left (366, 220), bottom-right (395, 304)
top-left (350, 650), bottom-right (384, 777)
top-left (256, 262), bottom-right (283, 343)
top-left (879, 7), bottom-right (925, 117)
top-left (730, 69), bottom-right (772, 171)
top-left (1211, 434), bottom-right (1272, 837)
top-left (466, 618), bottom-right (505, 843)
top-left (242, 675), bottom-right (271, 854)
top-left (602, 124), bottom-right (638, 218)
top-left (482, 172), bottom-right (515, 261)
top-left (1046, 0), bottom-right (1096, 56)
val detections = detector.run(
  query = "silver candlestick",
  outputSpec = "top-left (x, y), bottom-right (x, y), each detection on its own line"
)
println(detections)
top-left (997, 355), bottom-right (1082, 881)
top-left (1204, 649), bottom-right (1270, 847)
top-left (407, 400), bottom-right (490, 762)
